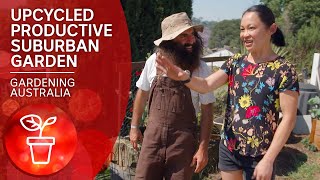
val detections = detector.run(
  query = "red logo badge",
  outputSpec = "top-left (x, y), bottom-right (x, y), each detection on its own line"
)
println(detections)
top-left (4, 104), bottom-right (77, 175)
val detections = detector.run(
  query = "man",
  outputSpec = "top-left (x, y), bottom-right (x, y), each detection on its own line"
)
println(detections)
top-left (130, 12), bottom-right (215, 179)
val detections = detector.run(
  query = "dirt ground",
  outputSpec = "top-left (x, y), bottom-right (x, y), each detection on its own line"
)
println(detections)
top-left (207, 134), bottom-right (320, 180)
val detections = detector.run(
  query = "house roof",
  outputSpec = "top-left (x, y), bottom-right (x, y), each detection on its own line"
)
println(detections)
top-left (201, 49), bottom-right (234, 62)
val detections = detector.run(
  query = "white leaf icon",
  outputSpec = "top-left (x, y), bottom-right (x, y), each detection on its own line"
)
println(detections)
top-left (20, 114), bottom-right (42, 132)
top-left (43, 116), bottom-right (57, 128)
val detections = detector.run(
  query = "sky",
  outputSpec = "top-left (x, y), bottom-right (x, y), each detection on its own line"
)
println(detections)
top-left (193, 0), bottom-right (260, 21)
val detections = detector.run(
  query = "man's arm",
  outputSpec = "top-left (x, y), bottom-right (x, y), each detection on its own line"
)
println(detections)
top-left (199, 103), bottom-right (214, 151)
top-left (191, 103), bottom-right (213, 173)
top-left (130, 88), bottom-right (149, 150)
top-left (253, 90), bottom-right (299, 180)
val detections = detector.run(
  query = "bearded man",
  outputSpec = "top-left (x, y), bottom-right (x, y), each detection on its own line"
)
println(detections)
top-left (130, 12), bottom-right (215, 180)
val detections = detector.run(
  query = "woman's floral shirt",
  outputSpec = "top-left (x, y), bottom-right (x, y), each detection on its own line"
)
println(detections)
top-left (220, 54), bottom-right (299, 157)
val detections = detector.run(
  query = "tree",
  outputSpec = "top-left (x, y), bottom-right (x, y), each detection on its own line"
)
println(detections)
top-left (287, 16), bottom-right (320, 71)
top-left (260, 0), bottom-right (320, 74)
top-left (261, 0), bottom-right (320, 33)
top-left (208, 19), bottom-right (240, 49)
top-left (287, 0), bottom-right (320, 33)
top-left (121, 0), bottom-right (193, 62)
top-left (260, 0), bottom-right (289, 17)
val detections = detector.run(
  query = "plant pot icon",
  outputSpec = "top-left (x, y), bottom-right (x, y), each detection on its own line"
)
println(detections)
top-left (20, 114), bottom-right (57, 165)
top-left (27, 136), bottom-right (55, 164)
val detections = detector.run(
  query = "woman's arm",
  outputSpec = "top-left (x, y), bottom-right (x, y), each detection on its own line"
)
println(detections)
top-left (253, 90), bottom-right (299, 180)
top-left (185, 70), bottom-right (228, 94)
top-left (156, 53), bottom-right (228, 93)
top-left (264, 90), bottom-right (298, 161)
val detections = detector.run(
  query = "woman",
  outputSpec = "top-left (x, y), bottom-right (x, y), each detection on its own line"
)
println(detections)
top-left (156, 5), bottom-right (299, 180)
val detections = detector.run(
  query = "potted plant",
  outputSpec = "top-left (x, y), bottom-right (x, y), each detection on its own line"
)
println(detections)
top-left (308, 95), bottom-right (320, 149)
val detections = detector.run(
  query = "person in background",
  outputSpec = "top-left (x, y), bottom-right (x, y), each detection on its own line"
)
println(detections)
top-left (156, 5), bottom-right (299, 180)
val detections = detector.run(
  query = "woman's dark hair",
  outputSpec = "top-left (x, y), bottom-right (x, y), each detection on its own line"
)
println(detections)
top-left (243, 4), bottom-right (285, 47)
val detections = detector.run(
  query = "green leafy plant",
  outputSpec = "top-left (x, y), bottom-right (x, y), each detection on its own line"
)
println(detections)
top-left (273, 45), bottom-right (289, 57)
top-left (308, 96), bottom-right (320, 119)
top-left (95, 167), bottom-right (111, 180)
top-left (301, 137), bottom-right (318, 152)
top-left (307, 95), bottom-right (320, 152)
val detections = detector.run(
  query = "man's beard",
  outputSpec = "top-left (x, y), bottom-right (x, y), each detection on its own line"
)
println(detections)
top-left (158, 39), bottom-right (202, 72)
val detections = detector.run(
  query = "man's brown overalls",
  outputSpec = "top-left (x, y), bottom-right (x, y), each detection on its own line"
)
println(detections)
top-left (135, 76), bottom-right (198, 180)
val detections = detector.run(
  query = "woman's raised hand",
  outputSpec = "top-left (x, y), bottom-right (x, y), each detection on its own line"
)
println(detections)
top-left (156, 52), bottom-right (188, 81)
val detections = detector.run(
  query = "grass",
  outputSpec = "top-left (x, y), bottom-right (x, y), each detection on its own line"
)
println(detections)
top-left (287, 153), bottom-right (320, 180)
top-left (275, 136), bottom-right (320, 180)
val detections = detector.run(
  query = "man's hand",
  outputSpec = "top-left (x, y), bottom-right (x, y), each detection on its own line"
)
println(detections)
top-left (252, 158), bottom-right (273, 180)
top-left (190, 148), bottom-right (208, 173)
top-left (129, 128), bottom-right (143, 150)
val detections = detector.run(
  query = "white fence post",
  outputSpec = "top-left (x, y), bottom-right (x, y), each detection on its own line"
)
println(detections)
top-left (310, 53), bottom-right (320, 90)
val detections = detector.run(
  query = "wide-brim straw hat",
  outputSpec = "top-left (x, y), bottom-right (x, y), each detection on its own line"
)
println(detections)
top-left (154, 12), bottom-right (204, 46)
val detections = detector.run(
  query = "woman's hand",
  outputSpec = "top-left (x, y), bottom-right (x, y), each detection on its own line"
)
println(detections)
top-left (156, 52), bottom-right (189, 81)
top-left (252, 158), bottom-right (273, 180)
